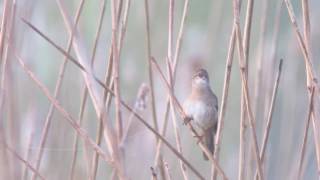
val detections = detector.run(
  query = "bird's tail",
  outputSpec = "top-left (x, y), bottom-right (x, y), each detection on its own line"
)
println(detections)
top-left (203, 124), bottom-right (217, 160)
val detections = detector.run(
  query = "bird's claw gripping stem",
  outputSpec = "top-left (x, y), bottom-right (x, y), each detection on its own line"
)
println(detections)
top-left (183, 116), bottom-right (192, 125)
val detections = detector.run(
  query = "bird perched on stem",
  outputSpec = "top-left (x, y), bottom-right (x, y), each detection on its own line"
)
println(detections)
top-left (183, 68), bottom-right (218, 160)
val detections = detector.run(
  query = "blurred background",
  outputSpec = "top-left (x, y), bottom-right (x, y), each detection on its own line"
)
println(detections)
top-left (1, 0), bottom-right (320, 179)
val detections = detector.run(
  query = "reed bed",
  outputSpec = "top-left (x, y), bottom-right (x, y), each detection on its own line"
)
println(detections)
top-left (0, 0), bottom-right (320, 179)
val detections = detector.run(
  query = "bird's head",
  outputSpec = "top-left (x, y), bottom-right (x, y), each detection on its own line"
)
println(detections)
top-left (192, 68), bottom-right (210, 90)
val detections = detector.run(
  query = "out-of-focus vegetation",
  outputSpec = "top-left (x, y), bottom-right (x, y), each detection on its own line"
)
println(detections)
top-left (1, 0), bottom-right (320, 179)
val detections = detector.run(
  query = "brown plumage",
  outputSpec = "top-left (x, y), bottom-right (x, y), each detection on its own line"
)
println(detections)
top-left (183, 68), bottom-right (218, 160)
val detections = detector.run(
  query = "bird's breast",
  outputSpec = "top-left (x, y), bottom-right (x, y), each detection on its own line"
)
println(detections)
top-left (184, 100), bottom-right (216, 129)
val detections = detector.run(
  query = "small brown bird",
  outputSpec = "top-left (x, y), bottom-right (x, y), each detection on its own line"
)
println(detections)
top-left (183, 68), bottom-right (218, 160)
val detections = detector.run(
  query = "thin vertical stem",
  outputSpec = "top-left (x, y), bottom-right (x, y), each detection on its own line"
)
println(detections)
top-left (31, 1), bottom-right (85, 180)
top-left (143, 1), bottom-right (165, 179)
top-left (0, 0), bottom-right (9, 62)
top-left (166, 0), bottom-right (188, 179)
top-left (239, 0), bottom-right (254, 179)
top-left (69, 1), bottom-right (106, 179)
top-left (284, 0), bottom-right (320, 175)
top-left (298, 87), bottom-right (315, 179)
top-left (254, 59), bottom-right (283, 180)
top-left (153, 0), bottom-right (190, 174)
top-left (212, 26), bottom-right (236, 180)
top-left (144, 0), bottom-right (159, 133)
top-left (111, 0), bottom-right (123, 143)
top-left (91, 0), bottom-right (131, 178)
top-left (22, 120), bottom-right (36, 180)
top-left (233, 0), bottom-right (264, 179)
top-left (4, 142), bottom-right (45, 180)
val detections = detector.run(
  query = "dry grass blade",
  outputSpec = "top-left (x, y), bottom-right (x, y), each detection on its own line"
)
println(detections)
top-left (15, 54), bottom-right (112, 165)
top-left (301, 0), bottom-right (320, 176)
top-left (30, 1), bottom-right (85, 180)
top-left (55, 0), bottom-right (105, 125)
top-left (144, 0), bottom-right (159, 134)
top-left (283, 0), bottom-right (317, 85)
top-left (298, 86), bottom-right (315, 179)
top-left (120, 100), bottom-right (205, 180)
top-left (21, 16), bottom-right (207, 179)
top-left (22, 120), bottom-right (36, 180)
top-left (239, 0), bottom-right (253, 179)
top-left (0, 0), bottom-right (10, 61)
top-left (91, 0), bottom-right (131, 176)
top-left (51, 2), bottom-right (127, 178)
top-left (254, 59), bottom-right (283, 180)
top-left (233, 0), bottom-right (263, 179)
top-left (212, 25), bottom-right (236, 180)
top-left (284, 0), bottom-right (320, 174)
top-left (16, 28), bottom-right (204, 178)
top-left (151, 57), bottom-right (228, 180)
top-left (111, 0), bottom-right (123, 143)
top-left (167, 0), bottom-right (188, 179)
top-left (143, 0), bottom-right (165, 178)
top-left (153, 0), bottom-right (190, 175)
top-left (3, 141), bottom-right (45, 180)
top-left (69, 0), bottom-right (106, 179)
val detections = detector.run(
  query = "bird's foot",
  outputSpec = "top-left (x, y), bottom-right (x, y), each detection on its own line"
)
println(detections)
top-left (183, 116), bottom-right (192, 125)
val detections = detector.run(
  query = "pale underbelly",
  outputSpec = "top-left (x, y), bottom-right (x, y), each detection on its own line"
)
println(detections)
top-left (184, 101), bottom-right (216, 129)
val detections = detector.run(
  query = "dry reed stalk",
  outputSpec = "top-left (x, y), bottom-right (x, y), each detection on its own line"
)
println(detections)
top-left (144, 0), bottom-right (159, 133)
top-left (298, 86), bottom-right (315, 179)
top-left (151, 57), bottom-right (227, 180)
top-left (3, 141), bottom-right (45, 180)
top-left (239, 0), bottom-right (254, 179)
top-left (111, 0), bottom-right (123, 144)
top-left (249, 1), bottom-right (269, 174)
top-left (166, 0), bottom-right (188, 179)
top-left (301, 1), bottom-right (320, 177)
top-left (29, 1), bottom-right (85, 180)
top-left (284, 0), bottom-right (320, 175)
top-left (143, 0), bottom-right (166, 178)
top-left (16, 54), bottom-right (112, 164)
top-left (262, 1), bottom-right (282, 137)
top-left (0, 0), bottom-right (10, 62)
top-left (167, 61), bottom-right (188, 180)
top-left (1, 1), bottom-right (18, 179)
top-left (253, 0), bottom-right (268, 118)
top-left (301, 0), bottom-right (312, 89)
top-left (22, 118), bottom-right (36, 180)
top-left (254, 59), bottom-right (283, 180)
top-left (153, 0), bottom-right (190, 176)
top-left (283, 0), bottom-right (317, 84)
top-left (91, 0), bottom-right (130, 177)
top-left (233, 0), bottom-right (264, 179)
top-left (117, 93), bottom-right (205, 180)
top-left (90, 60), bottom-right (112, 180)
top-left (55, 1), bottom-right (128, 179)
top-left (212, 1), bottom-right (246, 179)
top-left (212, 26), bottom-right (236, 180)
top-left (19, 20), bottom-right (206, 179)
top-left (69, 0), bottom-right (106, 179)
